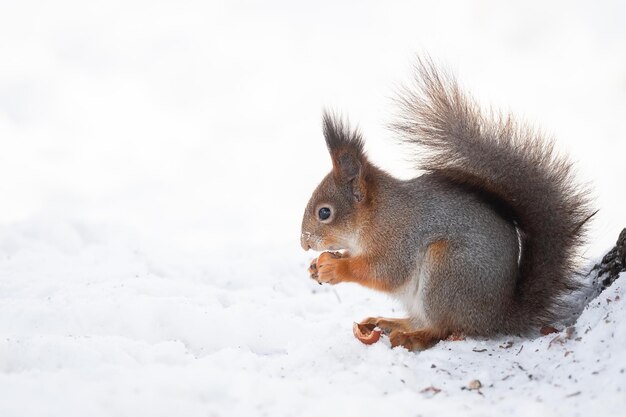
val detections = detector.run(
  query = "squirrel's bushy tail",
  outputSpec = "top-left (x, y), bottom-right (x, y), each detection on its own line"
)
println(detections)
top-left (392, 58), bottom-right (595, 331)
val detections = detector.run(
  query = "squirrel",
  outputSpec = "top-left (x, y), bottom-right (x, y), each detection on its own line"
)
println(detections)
top-left (300, 58), bottom-right (595, 351)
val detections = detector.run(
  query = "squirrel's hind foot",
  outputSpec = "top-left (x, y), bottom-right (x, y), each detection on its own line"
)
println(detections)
top-left (389, 328), bottom-right (449, 351)
top-left (357, 316), bottom-right (450, 351)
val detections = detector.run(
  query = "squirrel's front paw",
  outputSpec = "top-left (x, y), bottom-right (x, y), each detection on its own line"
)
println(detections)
top-left (309, 251), bottom-right (344, 285)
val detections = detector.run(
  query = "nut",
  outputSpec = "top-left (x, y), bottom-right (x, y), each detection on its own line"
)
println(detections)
top-left (353, 322), bottom-right (382, 345)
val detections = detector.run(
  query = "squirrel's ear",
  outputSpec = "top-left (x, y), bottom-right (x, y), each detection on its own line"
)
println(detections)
top-left (322, 111), bottom-right (367, 202)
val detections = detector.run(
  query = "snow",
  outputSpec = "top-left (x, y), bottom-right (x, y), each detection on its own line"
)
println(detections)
top-left (1, 0), bottom-right (625, 416)
top-left (1, 218), bottom-right (625, 416)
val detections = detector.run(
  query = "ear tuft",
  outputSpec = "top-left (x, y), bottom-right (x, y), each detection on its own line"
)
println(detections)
top-left (322, 110), bottom-right (367, 183)
top-left (322, 110), bottom-right (365, 159)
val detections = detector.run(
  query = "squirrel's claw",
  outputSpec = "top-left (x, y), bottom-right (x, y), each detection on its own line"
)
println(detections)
top-left (308, 258), bottom-right (320, 282)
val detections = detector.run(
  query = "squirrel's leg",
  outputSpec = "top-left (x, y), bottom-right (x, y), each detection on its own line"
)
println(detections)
top-left (358, 317), bottom-right (413, 335)
top-left (389, 328), bottom-right (449, 351)
top-left (311, 252), bottom-right (397, 292)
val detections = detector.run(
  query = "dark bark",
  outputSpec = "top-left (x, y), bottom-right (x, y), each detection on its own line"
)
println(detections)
top-left (592, 228), bottom-right (626, 291)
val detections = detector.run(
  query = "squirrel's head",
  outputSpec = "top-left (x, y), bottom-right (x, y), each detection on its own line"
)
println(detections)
top-left (301, 112), bottom-right (371, 254)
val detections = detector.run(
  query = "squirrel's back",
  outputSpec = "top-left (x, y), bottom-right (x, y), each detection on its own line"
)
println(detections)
top-left (392, 58), bottom-right (595, 332)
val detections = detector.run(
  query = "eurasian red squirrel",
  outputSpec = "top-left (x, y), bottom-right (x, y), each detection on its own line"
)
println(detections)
top-left (300, 58), bottom-right (594, 351)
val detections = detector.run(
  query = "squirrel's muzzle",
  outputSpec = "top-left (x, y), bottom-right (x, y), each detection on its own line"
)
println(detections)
top-left (300, 233), bottom-right (311, 251)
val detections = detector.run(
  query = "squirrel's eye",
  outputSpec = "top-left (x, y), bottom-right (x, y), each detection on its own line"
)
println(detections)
top-left (318, 207), bottom-right (331, 221)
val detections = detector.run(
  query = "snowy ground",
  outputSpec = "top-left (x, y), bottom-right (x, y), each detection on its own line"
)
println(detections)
top-left (1, 1), bottom-right (626, 416)
top-left (0, 219), bottom-right (624, 417)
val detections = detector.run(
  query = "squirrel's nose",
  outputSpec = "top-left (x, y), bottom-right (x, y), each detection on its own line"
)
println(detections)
top-left (300, 234), bottom-right (311, 251)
